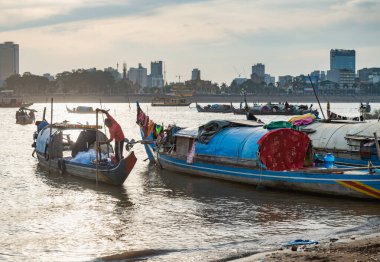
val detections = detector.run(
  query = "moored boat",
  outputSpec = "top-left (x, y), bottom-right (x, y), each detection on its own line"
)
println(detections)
top-left (32, 122), bottom-right (136, 186)
top-left (196, 102), bottom-right (233, 113)
top-left (136, 103), bottom-right (380, 200)
top-left (66, 105), bottom-right (97, 113)
top-left (239, 102), bottom-right (318, 116)
top-left (151, 96), bottom-right (191, 106)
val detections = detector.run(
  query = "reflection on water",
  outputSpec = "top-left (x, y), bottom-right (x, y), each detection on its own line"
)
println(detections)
top-left (1, 103), bottom-right (380, 261)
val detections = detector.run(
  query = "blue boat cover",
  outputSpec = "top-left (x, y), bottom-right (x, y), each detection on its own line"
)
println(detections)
top-left (195, 126), bottom-right (268, 160)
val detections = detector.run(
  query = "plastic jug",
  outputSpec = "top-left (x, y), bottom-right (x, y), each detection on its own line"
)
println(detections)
top-left (324, 153), bottom-right (335, 168)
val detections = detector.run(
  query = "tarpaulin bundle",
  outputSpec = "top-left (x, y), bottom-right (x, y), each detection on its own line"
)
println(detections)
top-left (263, 121), bottom-right (294, 130)
top-left (288, 113), bottom-right (317, 126)
top-left (258, 128), bottom-right (310, 171)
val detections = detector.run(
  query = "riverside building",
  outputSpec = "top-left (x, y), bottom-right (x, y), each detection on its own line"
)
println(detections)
top-left (0, 42), bottom-right (19, 85)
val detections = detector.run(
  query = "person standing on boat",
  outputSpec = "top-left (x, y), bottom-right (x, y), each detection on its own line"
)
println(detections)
top-left (97, 109), bottom-right (125, 162)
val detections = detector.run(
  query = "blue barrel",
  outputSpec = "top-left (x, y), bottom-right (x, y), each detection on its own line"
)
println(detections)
top-left (324, 153), bottom-right (335, 168)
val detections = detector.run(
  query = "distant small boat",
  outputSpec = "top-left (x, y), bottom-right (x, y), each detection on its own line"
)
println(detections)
top-left (32, 122), bottom-right (136, 186)
top-left (235, 102), bottom-right (318, 116)
top-left (16, 107), bottom-right (36, 125)
top-left (66, 106), bottom-right (97, 114)
top-left (196, 102), bottom-right (233, 113)
top-left (151, 96), bottom-right (191, 107)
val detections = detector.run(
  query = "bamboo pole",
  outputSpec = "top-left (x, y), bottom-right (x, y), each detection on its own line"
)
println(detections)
top-left (99, 99), bottom-right (110, 158)
top-left (48, 98), bottom-right (53, 174)
top-left (308, 74), bottom-right (326, 120)
top-left (95, 110), bottom-right (99, 186)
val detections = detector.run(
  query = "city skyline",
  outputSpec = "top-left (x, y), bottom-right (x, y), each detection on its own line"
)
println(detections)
top-left (0, 0), bottom-right (379, 84)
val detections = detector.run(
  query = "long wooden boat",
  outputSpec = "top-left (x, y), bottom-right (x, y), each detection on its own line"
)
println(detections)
top-left (136, 103), bottom-right (380, 200)
top-left (196, 102), bottom-right (233, 113)
top-left (242, 103), bottom-right (318, 116)
top-left (66, 105), bottom-right (97, 114)
top-left (151, 96), bottom-right (191, 106)
top-left (32, 123), bottom-right (136, 186)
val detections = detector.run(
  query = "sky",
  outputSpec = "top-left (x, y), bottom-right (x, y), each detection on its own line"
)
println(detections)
top-left (1, 0), bottom-right (379, 85)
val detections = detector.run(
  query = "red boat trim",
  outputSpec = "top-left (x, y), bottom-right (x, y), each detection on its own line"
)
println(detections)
top-left (337, 181), bottom-right (380, 199)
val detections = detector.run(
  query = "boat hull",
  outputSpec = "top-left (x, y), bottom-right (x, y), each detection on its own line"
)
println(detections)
top-left (157, 153), bottom-right (380, 200)
top-left (151, 103), bottom-right (191, 107)
top-left (196, 104), bottom-right (233, 113)
top-left (16, 116), bottom-right (34, 125)
top-left (36, 151), bottom-right (137, 186)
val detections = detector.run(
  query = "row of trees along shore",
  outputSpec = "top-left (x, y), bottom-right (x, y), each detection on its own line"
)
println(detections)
top-left (3, 70), bottom-right (380, 95)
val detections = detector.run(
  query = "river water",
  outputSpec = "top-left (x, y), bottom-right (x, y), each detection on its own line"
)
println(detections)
top-left (1, 102), bottom-right (380, 261)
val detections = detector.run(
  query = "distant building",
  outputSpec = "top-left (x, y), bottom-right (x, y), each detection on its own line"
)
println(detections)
top-left (310, 71), bottom-right (321, 84)
top-left (320, 71), bottom-right (326, 81)
top-left (123, 63), bottom-right (127, 80)
top-left (369, 75), bottom-right (380, 84)
top-left (330, 49), bottom-right (355, 71)
top-left (191, 68), bottom-right (201, 81)
top-left (278, 75), bottom-right (293, 88)
top-left (252, 63), bottom-right (265, 77)
top-left (128, 63), bottom-right (148, 88)
top-left (148, 61), bottom-right (164, 88)
top-left (327, 49), bottom-right (356, 89)
top-left (358, 67), bottom-right (380, 82)
top-left (185, 68), bottom-right (218, 94)
top-left (0, 41), bottom-right (19, 81)
top-left (264, 74), bottom-right (275, 86)
top-left (251, 63), bottom-right (265, 83)
top-left (339, 69), bottom-right (356, 90)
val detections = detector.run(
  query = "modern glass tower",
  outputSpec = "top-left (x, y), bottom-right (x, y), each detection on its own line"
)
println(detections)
top-left (330, 49), bottom-right (355, 72)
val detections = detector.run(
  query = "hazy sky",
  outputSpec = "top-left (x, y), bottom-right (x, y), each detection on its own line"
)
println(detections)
top-left (1, 0), bottom-right (379, 84)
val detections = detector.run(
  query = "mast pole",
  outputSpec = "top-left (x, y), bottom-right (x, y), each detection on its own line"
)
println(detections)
top-left (308, 74), bottom-right (326, 120)
top-left (95, 110), bottom-right (99, 186)
top-left (48, 98), bottom-right (53, 174)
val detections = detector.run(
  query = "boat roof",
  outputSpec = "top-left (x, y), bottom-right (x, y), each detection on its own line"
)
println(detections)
top-left (18, 107), bottom-right (37, 111)
top-left (51, 123), bottom-right (102, 130)
top-left (306, 121), bottom-right (380, 150)
top-left (174, 120), bottom-right (264, 139)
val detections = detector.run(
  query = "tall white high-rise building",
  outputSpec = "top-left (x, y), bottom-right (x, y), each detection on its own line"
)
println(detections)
top-left (0, 42), bottom-right (19, 82)
top-left (128, 63), bottom-right (148, 88)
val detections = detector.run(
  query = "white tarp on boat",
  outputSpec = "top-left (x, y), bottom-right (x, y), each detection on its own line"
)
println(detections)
top-left (306, 121), bottom-right (380, 151)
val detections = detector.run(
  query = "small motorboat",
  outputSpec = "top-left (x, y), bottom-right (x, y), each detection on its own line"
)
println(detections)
top-left (16, 107), bottom-right (36, 125)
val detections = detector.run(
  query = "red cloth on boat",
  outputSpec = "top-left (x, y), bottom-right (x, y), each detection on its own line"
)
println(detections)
top-left (257, 128), bottom-right (310, 171)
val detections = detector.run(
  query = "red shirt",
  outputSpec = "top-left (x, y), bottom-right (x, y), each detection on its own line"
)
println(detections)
top-left (106, 113), bottom-right (125, 142)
